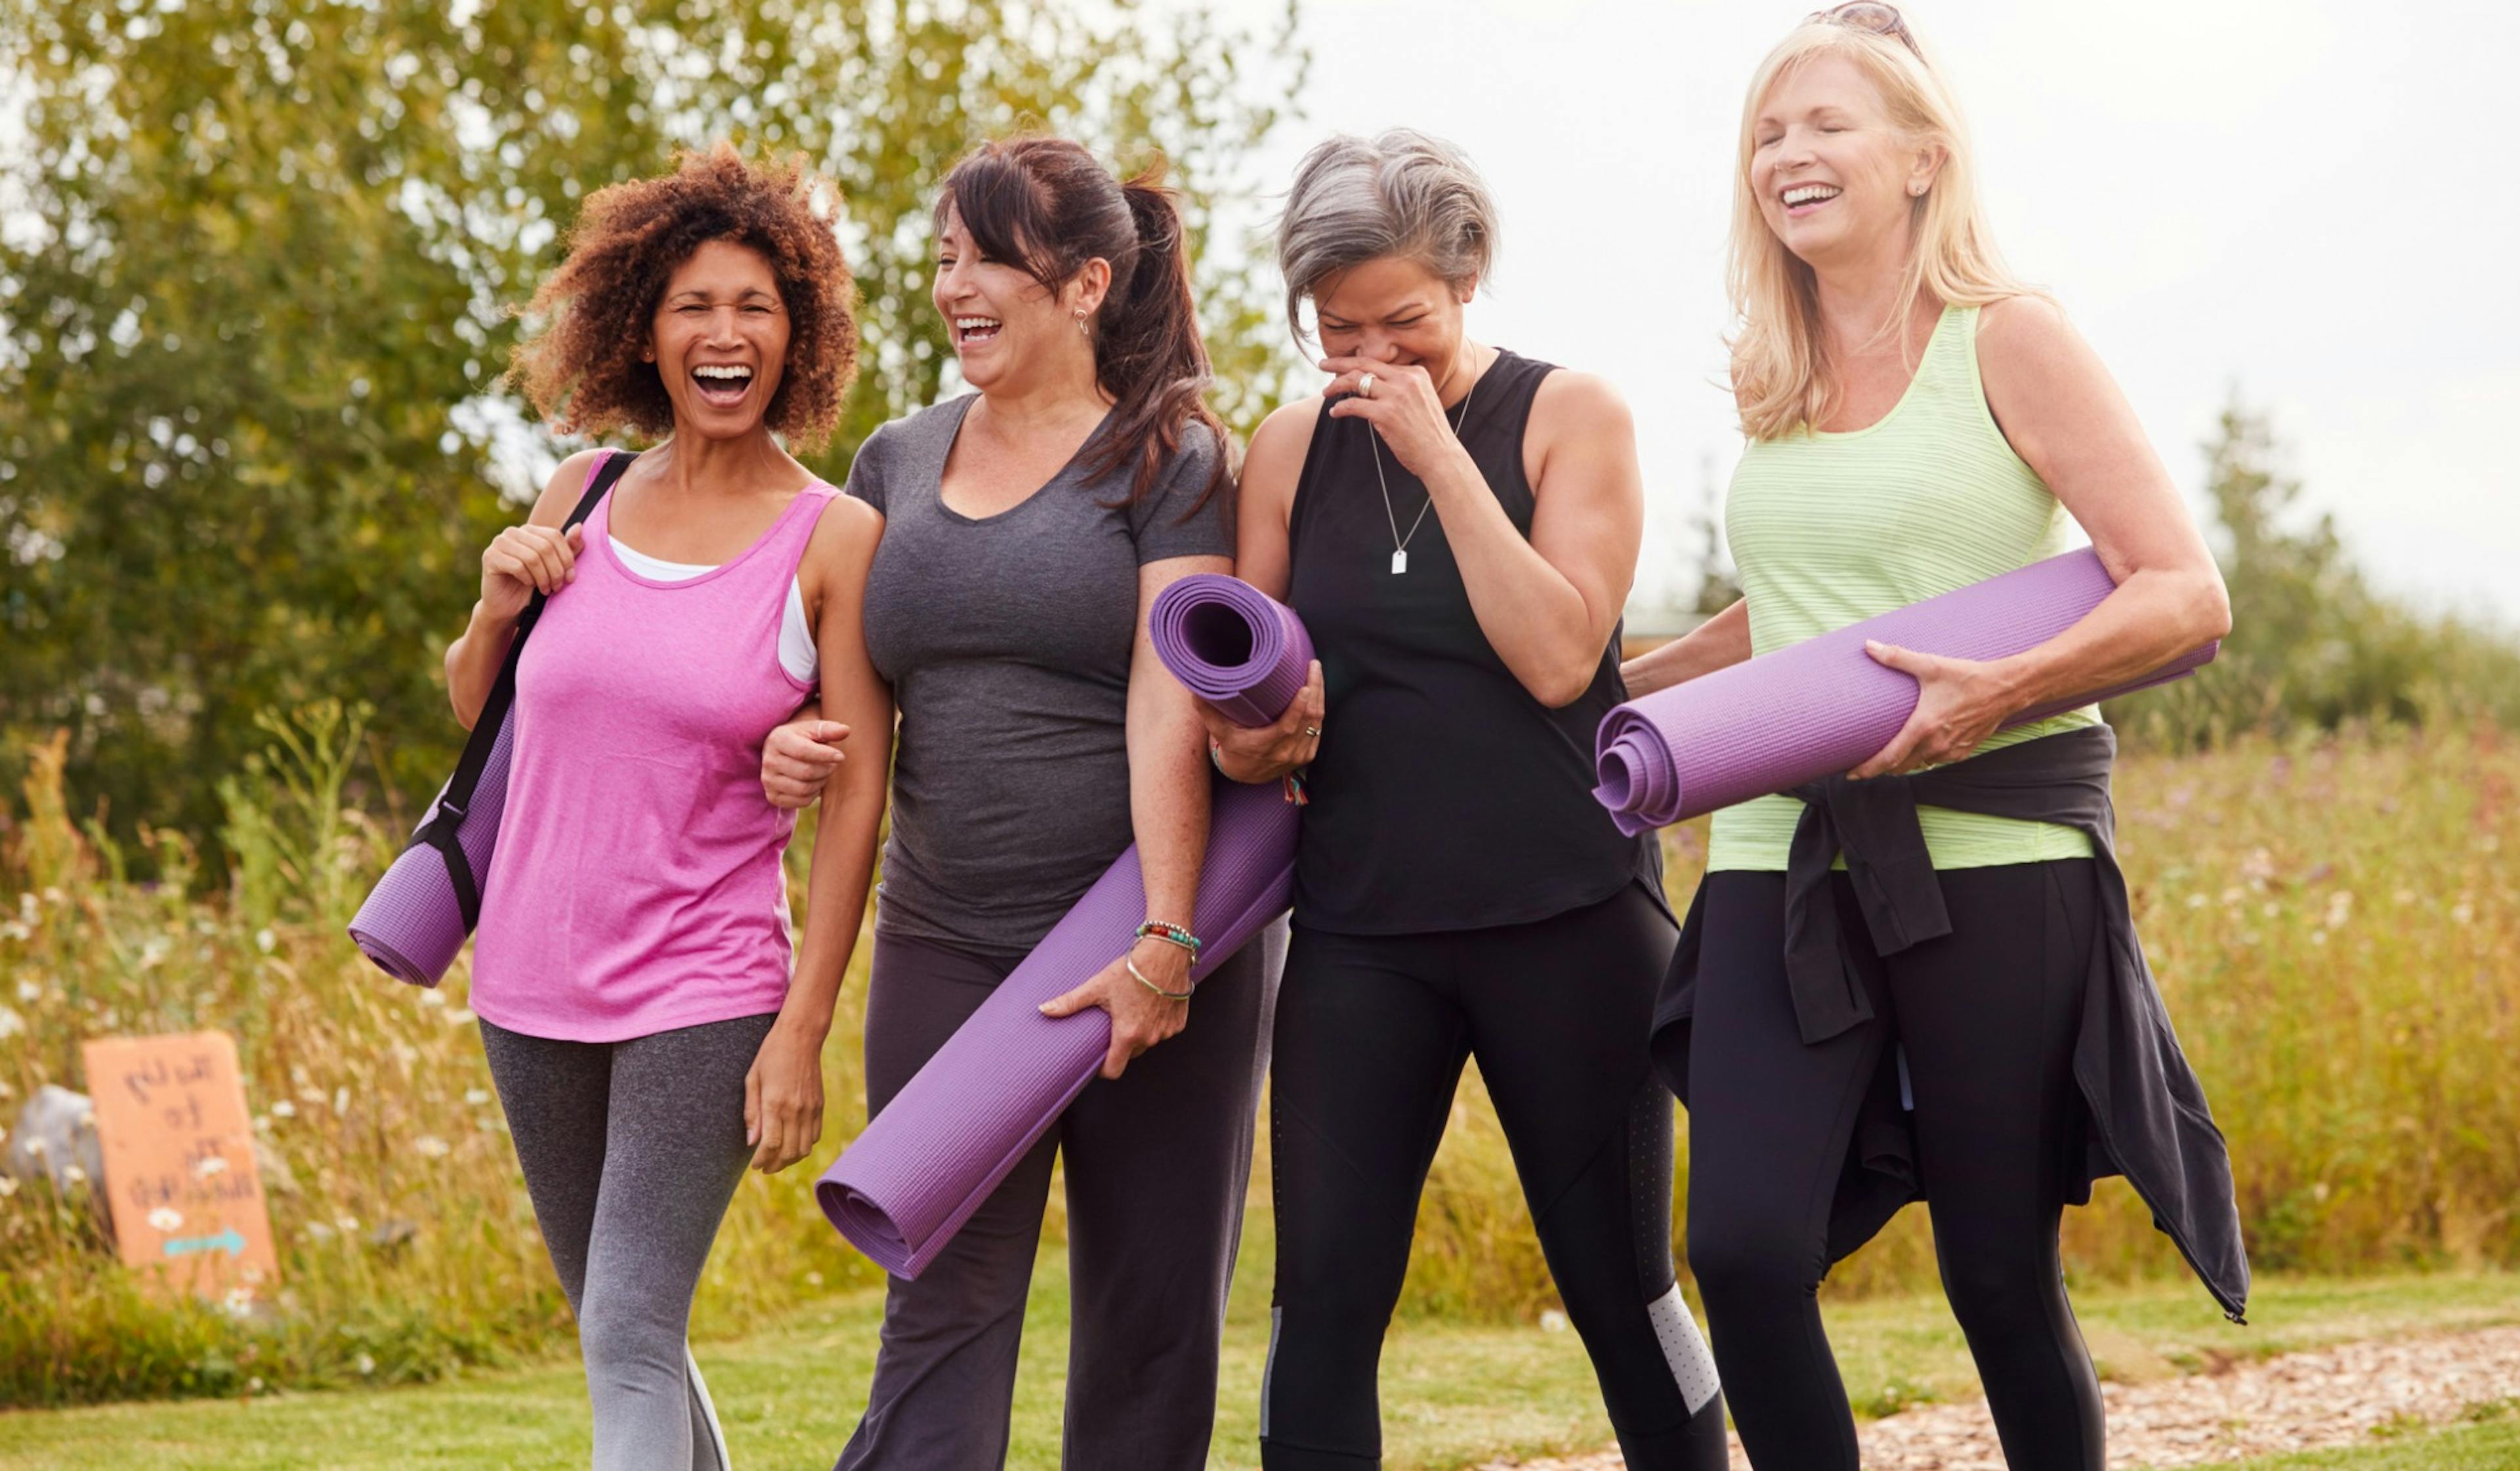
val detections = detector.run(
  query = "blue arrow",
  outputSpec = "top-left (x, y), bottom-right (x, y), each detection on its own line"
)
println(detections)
top-left (163, 1228), bottom-right (246, 1259)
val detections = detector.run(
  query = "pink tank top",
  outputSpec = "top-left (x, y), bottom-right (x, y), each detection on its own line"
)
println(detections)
top-left (472, 453), bottom-right (835, 1041)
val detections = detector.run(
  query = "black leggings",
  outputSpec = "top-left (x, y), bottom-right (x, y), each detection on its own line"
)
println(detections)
top-left (1685, 862), bottom-right (2105, 1470)
top-left (1262, 880), bottom-right (1729, 1470)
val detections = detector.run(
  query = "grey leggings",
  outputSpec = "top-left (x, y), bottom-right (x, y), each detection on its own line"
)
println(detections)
top-left (481, 1011), bottom-right (778, 1471)
top-left (837, 922), bottom-right (1280, 1471)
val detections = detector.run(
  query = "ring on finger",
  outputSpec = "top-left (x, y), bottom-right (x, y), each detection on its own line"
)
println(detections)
top-left (1302, 725), bottom-right (1322, 737)
top-left (1358, 372), bottom-right (1376, 398)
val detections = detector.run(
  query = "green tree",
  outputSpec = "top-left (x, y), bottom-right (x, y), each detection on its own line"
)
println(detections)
top-left (0, 0), bottom-right (1305, 850)
top-left (2112, 393), bottom-right (2520, 746)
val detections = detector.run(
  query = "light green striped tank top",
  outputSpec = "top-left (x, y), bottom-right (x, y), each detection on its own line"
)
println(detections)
top-left (1708, 303), bottom-right (2098, 872)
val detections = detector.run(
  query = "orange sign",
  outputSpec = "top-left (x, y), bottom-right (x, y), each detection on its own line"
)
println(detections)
top-left (83, 1031), bottom-right (278, 1297)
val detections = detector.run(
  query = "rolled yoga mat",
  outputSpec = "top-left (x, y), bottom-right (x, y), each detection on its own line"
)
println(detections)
top-left (349, 711), bottom-right (516, 985)
top-left (347, 452), bottom-right (631, 986)
top-left (1594, 548), bottom-right (2219, 834)
top-left (816, 574), bottom-right (1311, 1278)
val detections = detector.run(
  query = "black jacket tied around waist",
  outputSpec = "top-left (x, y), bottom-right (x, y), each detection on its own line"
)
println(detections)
top-left (1652, 724), bottom-right (2251, 1323)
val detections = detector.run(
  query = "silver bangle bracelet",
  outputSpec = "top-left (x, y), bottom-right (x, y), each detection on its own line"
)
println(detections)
top-left (1126, 954), bottom-right (1194, 1001)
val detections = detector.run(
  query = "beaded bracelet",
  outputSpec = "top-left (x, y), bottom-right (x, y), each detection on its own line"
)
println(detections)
top-left (1134, 920), bottom-right (1203, 956)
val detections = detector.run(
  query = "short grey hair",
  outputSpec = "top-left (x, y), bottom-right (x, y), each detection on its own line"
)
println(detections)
top-left (1274, 129), bottom-right (1499, 343)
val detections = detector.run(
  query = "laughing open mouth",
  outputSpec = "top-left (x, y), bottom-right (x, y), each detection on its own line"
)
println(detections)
top-left (954, 315), bottom-right (1003, 347)
top-left (1782, 182), bottom-right (1843, 214)
top-left (692, 362), bottom-right (754, 406)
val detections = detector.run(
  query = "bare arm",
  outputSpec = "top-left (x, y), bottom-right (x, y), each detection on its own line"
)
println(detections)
top-left (1125, 553), bottom-right (1229, 940)
top-left (1851, 296), bottom-right (2231, 777)
top-left (1038, 551), bottom-right (1235, 1079)
top-left (1620, 598), bottom-right (1754, 698)
top-left (1320, 358), bottom-right (1642, 708)
top-left (745, 497), bottom-right (892, 1172)
top-left (444, 449), bottom-right (608, 729)
top-left (1978, 297), bottom-right (2229, 698)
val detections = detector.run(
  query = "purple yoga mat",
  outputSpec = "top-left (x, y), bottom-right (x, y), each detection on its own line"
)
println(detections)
top-left (346, 452), bottom-right (627, 987)
top-left (348, 712), bottom-right (515, 985)
top-left (1594, 549), bottom-right (2219, 834)
top-left (1146, 572), bottom-right (1314, 727)
top-left (816, 574), bottom-right (1311, 1278)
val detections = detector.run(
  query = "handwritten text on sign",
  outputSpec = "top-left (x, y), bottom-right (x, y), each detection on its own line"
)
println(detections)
top-left (83, 1031), bottom-right (277, 1296)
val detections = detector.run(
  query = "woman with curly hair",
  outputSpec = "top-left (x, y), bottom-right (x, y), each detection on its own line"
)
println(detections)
top-left (755, 136), bottom-right (1270, 1470)
top-left (444, 144), bottom-right (889, 1471)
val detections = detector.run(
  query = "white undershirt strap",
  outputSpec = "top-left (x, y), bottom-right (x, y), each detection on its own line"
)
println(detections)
top-left (608, 535), bottom-right (818, 684)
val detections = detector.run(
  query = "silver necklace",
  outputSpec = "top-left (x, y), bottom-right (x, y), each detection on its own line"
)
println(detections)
top-left (1368, 364), bottom-right (1477, 576)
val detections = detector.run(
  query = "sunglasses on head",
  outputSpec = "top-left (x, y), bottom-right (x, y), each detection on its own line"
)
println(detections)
top-left (1807, 1), bottom-right (1922, 58)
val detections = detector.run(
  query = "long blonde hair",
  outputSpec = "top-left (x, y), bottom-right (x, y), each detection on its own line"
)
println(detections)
top-left (1726, 16), bottom-right (2028, 441)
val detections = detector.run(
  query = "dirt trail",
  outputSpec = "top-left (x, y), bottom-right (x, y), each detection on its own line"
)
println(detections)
top-left (1481, 1325), bottom-right (2520, 1469)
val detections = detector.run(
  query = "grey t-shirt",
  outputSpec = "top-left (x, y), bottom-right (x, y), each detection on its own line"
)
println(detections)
top-left (852, 396), bottom-right (1232, 954)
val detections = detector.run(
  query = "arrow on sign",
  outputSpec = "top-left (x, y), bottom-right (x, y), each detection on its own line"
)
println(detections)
top-left (163, 1228), bottom-right (247, 1259)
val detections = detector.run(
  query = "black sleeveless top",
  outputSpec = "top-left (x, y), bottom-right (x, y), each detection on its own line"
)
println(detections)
top-left (1286, 349), bottom-right (1662, 935)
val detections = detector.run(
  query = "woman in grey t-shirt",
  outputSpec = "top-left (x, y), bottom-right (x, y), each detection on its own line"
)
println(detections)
top-left (762, 137), bottom-right (1275, 1470)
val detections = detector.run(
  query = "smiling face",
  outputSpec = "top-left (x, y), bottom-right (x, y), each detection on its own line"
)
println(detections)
top-left (933, 202), bottom-right (1105, 394)
top-left (645, 238), bottom-right (790, 440)
top-left (1750, 53), bottom-right (1941, 273)
top-left (1311, 254), bottom-right (1474, 395)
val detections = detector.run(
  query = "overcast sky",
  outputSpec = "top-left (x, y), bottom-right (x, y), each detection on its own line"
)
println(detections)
top-left (1213, 0), bottom-right (2518, 624)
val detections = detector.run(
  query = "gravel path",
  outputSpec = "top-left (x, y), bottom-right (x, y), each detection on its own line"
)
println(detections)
top-left (1479, 1325), bottom-right (2520, 1470)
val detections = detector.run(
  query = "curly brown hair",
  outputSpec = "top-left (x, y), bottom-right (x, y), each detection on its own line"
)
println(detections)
top-left (512, 144), bottom-right (858, 449)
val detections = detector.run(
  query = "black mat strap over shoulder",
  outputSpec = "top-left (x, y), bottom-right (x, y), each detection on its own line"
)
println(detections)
top-left (411, 450), bottom-right (635, 930)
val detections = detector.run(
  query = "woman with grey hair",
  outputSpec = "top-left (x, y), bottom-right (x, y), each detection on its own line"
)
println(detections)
top-left (1200, 129), bottom-right (1731, 1470)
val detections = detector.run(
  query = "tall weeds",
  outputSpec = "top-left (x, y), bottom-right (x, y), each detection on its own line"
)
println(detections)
top-left (0, 710), bottom-right (881, 1406)
top-left (2, 714), bottom-right (2513, 1401)
top-left (1391, 722), bottom-right (2520, 1319)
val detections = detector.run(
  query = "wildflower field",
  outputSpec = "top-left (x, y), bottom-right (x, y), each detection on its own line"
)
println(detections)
top-left (1, 713), bottom-right (2513, 1409)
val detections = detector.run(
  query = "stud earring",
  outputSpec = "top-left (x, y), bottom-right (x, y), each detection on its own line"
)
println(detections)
top-left (1910, 181), bottom-right (1928, 197)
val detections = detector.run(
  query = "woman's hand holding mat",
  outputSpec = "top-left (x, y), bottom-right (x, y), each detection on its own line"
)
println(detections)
top-left (1197, 658), bottom-right (1325, 783)
top-left (814, 574), bottom-right (1312, 1279)
top-left (1848, 640), bottom-right (2018, 778)
top-left (1037, 935), bottom-right (1194, 1080)
top-left (1593, 549), bottom-right (2219, 833)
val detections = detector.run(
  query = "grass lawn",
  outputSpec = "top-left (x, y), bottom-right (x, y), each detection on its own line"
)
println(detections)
top-left (5, 1246), bottom-right (2516, 1471)
top-left (2214, 1417), bottom-right (2520, 1470)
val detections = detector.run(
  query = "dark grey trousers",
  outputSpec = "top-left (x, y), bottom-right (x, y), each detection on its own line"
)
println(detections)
top-left (835, 922), bottom-right (1282, 1471)
top-left (482, 1012), bottom-right (778, 1471)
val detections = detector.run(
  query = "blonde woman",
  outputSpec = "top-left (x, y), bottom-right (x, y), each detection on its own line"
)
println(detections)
top-left (1625, 7), bottom-right (2246, 1467)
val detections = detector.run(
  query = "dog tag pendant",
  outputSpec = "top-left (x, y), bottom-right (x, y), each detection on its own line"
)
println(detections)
top-left (1391, 549), bottom-right (1408, 575)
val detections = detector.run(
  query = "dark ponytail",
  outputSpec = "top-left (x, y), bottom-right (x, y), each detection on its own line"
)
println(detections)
top-left (938, 138), bottom-right (1228, 509)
